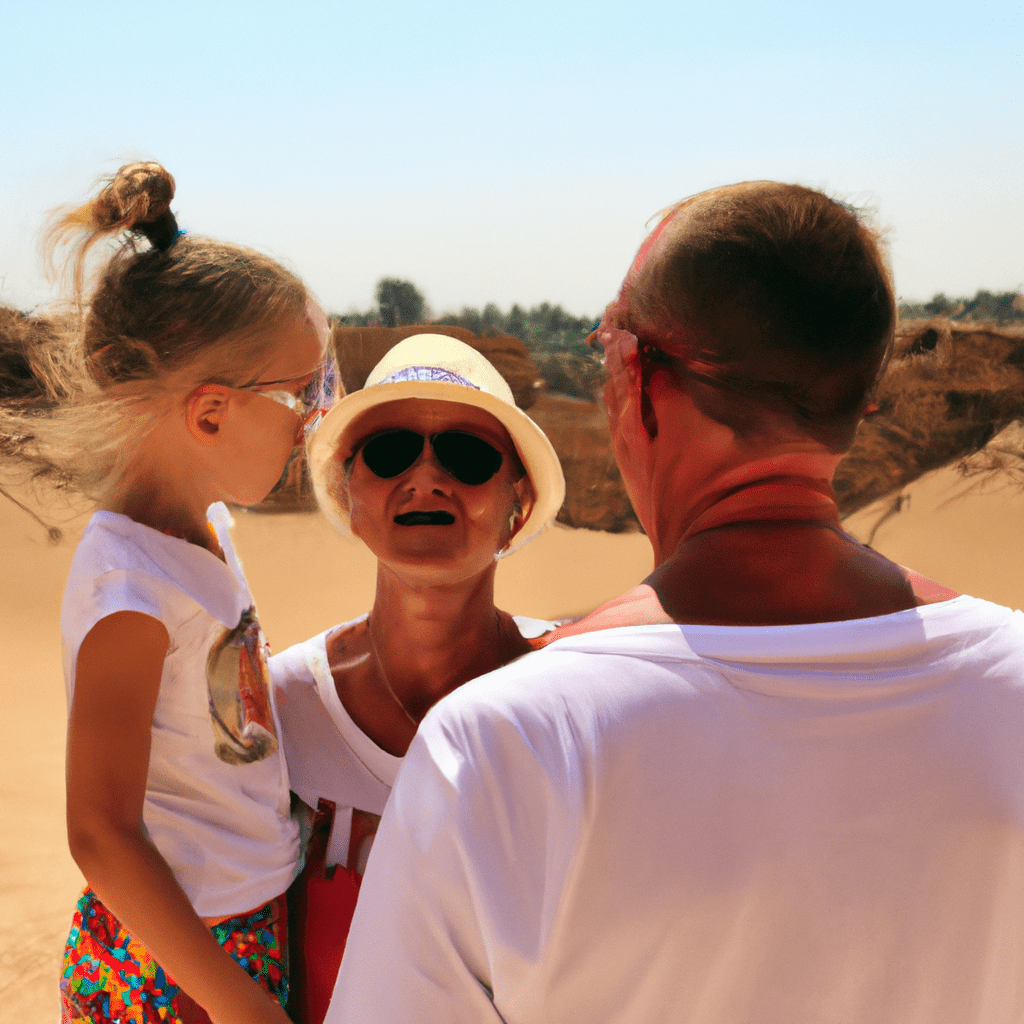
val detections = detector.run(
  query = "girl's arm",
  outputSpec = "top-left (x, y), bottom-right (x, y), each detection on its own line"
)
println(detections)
top-left (66, 610), bottom-right (291, 1024)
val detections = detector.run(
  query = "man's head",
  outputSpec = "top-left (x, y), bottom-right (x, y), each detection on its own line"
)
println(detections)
top-left (604, 181), bottom-right (895, 454)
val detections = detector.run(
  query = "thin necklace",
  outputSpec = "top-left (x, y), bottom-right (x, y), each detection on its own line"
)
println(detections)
top-left (365, 615), bottom-right (418, 727)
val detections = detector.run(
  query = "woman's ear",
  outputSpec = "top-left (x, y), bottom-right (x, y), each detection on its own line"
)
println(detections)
top-left (185, 384), bottom-right (230, 443)
top-left (507, 475), bottom-right (536, 543)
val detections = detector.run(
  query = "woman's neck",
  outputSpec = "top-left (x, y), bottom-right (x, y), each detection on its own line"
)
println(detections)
top-left (367, 563), bottom-right (530, 722)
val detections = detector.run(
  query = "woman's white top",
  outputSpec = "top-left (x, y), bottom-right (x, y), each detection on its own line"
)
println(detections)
top-left (61, 502), bottom-right (299, 917)
top-left (271, 616), bottom-right (554, 869)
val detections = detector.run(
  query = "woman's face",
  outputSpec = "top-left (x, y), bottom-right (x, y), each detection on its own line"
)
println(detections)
top-left (344, 398), bottom-right (530, 584)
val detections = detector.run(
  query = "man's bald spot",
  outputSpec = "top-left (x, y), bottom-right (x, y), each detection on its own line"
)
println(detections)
top-left (624, 181), bottom-right (795, 338)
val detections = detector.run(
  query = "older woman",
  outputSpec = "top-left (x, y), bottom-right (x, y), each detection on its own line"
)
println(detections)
top-left (271, 334), bottom-right (565, 1023)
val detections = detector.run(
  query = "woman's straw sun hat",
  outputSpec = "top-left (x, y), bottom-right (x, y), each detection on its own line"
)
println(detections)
top-left (308, 334), bottom-right (566, 549)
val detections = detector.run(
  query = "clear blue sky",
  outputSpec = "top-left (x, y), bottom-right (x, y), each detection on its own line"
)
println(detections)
top-left (2, 0), bottom-right (1021, 319)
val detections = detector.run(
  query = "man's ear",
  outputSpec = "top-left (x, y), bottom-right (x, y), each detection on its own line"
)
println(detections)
top-left (637, 347), bottom-right (661, 440)
top-left (185, 384), bottom-right (230, 443)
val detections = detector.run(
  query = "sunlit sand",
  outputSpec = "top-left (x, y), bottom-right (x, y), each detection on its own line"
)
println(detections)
top-left (3, 469), bottom-right (1023, 1021)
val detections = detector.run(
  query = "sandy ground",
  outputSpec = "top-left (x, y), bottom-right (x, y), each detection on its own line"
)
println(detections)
top-left (3, 468), bottom-right (1023, 1022)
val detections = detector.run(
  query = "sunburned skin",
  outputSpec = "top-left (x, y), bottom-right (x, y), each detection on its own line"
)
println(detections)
top-left (541, 538), bottom-right (962, 647)
top-left (555, 184), bottom-right (960, 637)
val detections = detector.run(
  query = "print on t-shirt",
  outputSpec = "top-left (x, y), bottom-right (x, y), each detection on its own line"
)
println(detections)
top-left (207, 606), bottom-right (278, 765)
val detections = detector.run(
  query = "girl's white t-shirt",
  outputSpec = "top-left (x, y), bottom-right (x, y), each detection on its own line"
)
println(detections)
top-left (61, 502), bottom-right (299, 918)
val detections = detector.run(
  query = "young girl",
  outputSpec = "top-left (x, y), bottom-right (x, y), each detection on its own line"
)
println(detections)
top-left (1, 162), bottom-right (335, 1024)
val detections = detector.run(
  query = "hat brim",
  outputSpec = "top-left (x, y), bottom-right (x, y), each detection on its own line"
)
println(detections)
top-left (307, 379), bottom-right (566, 552)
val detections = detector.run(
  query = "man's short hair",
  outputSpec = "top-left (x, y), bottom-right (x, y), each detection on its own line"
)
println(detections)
top-left (621, 182), bottom-right (896, 450)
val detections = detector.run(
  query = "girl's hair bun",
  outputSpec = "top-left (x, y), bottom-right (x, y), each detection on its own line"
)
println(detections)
top-left (93, 162), bottom-right (178, 251)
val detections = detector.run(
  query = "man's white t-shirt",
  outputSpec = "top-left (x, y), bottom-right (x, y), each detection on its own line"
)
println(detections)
top-left (331, 596), bottom-right (1024, 1024)
top-left (61, 503), bottom-right (299, 918)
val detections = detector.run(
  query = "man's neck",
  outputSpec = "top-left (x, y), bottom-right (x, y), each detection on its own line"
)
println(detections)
top-left (541, 518), bottom-right (956, 645)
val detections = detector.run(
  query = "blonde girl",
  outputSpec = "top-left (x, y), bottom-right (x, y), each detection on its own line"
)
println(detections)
top-left (2, 162), bottom-right (334, 1024)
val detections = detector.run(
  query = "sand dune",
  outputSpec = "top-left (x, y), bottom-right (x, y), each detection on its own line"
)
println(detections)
top-left (843, 467), bottom-right (1024, 609)
top-left (2, 468), bottom-right (1022, 1021)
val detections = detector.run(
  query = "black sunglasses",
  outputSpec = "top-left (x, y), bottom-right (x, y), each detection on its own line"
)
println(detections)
top-left (356, 429), bottom-right (504, 485)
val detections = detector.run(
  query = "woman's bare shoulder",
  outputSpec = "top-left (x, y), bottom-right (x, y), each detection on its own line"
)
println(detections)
top-left (325, 616), bottom-right (372, 670)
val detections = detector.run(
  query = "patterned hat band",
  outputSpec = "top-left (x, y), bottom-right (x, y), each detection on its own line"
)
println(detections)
top-left (375, 366), bottom-right (481, 389)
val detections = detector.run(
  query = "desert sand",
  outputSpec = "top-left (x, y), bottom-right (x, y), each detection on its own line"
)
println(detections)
top-left (3, 468), bottom-right (1023, 1022)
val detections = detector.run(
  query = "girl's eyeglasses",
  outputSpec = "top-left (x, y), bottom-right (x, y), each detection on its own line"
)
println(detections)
top-left (354, 429), bottom-right (504, 485)
top-left (239, 354), bottom-right (339, 436)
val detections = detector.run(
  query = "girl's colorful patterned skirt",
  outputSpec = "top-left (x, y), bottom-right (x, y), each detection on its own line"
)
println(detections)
top-left (60, 888), bottom-right (288, 1024)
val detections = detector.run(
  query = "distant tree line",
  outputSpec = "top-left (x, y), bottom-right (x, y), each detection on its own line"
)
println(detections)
top-left (333, 278), bottom-right (597, 358)
top-left (331, 279), bottom-right (1024, 367)
top-left (898, 289), bottom-right (1024, 325)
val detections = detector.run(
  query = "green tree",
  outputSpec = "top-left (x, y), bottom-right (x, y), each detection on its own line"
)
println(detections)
top-left (506, 304), bottom-right (526, 340)
top-left (480, 303), bottom-right (504, 336)
top-left (376, 278), bottom-right (426, 328)
top-left (924, 293), bottom-right (956, 317)
top-left (332, 280), bottom-right (599, 352)
top-left (963, 290), bottom-right (1020, 323)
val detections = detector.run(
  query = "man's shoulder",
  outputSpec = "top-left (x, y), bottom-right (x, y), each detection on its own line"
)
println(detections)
top-left (538, 585), bottom-right (673, 648)
top-left (424, 622), bottom-right (695, 738)
top-left (428, 594), bottom-right (1024, 730)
